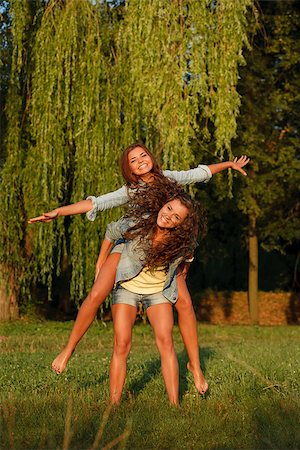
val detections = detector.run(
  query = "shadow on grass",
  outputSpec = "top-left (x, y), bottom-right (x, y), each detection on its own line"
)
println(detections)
top-left (76, 372), bottom-right (109, 389)
top-left (125, 346), bottom-right (215, 402)
top-left (126, 358), bottom-right (161, 398)
top-left (209, 399), bottom-right (300, 450)
top-left (251, 399), bottom-right (300, 450)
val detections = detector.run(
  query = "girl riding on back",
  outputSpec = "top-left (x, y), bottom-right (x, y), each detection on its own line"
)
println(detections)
top-left (28, 143), bottom-right (249, 394)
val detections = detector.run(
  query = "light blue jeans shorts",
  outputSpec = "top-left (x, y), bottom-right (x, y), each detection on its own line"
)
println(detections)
top-left (113, 285), bottom-right (171, 309)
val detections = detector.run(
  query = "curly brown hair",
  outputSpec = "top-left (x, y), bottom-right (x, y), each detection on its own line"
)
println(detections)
top-left (119, 142), bottom-right (162, 185)
top-left (124, 176), bottom-right (207, 270)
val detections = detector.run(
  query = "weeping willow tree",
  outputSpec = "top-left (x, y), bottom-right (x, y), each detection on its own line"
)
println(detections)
top-left (0, 0), bottom-right (39, 320)
top-left (113, 0), bottom-right (252, 165)
top-left (23, 0), bottom-right (120, 305)
top-left (0, 0), bottom-right (253, 320)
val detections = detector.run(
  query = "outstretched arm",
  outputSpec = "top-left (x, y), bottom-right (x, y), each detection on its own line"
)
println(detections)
top-left (208, 155), bottom-right (249, 176)
top-left (163, 155), bottom-right (249, 186)
top-left (28, 185), bottom-right (130, 224)
top-left (28, 199), bottom-right (93, 223)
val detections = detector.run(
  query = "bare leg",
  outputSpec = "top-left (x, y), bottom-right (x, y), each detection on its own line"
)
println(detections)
top-left (109, 304), bottom-right (137, 404)
top-left (52, 253), bottom-right (121, 374)
top-left (175, 274), bottom-right (208, 394)
top-left (147, 303), bottom-right (179, 405)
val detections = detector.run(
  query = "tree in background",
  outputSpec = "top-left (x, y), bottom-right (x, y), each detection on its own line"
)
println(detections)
top-left (0, 0), bottom-right (43, 320)
top-left (0, 0), bottom-right (12, 163)
top-left (0, 0), bottom-right (253, 320)
top-left (233, 0), bottom-right (300, 323)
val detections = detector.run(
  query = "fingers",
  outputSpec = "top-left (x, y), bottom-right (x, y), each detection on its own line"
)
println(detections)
top-left (231, 163), bottom-right (247, 176)
top-left (231, 155), bottom-right (250, 175)
top-left (27, 217), bottom-right (53, 224)
top-left (28, 212), bottom-right (57, 224)
top-left (28, 215), bottom-right (47, 223)
top-left (43, 214), bottom-right (55, 221)
top-left (236, 155), bottom-right (250, 167)
top-left (236, 166), bottom-right (247, 176)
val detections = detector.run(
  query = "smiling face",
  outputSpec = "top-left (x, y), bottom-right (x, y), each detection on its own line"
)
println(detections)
top-left (128, 146), bottom-right (154, 179)
top-left (156, 199), bottom-right (189, 229)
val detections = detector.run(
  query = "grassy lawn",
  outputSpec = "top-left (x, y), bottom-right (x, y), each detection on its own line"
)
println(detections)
top-left (0, 320), bottom-right (299, 449)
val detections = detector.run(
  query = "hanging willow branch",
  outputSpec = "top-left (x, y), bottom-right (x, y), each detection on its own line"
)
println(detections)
top-left (22, 0), bottom-right (123, 300)
top-left (1, 0), bottom-right (254, 308)
top-left (0, 0), bottom-right (34, 316)
top-left (205, 0), bottom-right (252, 155)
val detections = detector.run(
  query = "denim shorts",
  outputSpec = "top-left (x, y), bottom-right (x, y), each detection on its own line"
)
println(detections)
top-left (112, 285), bottom-right (171, 309)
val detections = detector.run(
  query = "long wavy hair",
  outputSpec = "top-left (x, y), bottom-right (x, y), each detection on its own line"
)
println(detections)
top-left (119, 142), bottom-right (162, 185)
top-left (124, 176), bottom-right (207, 270)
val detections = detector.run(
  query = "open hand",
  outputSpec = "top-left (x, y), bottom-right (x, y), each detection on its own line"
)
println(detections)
top-left (28, 210), bottom-right (58, 224)
top-left (231, 155), bottom-right (250, 176)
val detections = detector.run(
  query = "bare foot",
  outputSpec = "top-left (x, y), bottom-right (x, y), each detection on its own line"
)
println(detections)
top-left (187, 362), bottom-right (208, 395)
top-left (51, 348), bottom-right (73, 374)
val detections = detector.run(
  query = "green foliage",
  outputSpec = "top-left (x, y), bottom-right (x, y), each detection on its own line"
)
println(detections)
top-left (114, 0), bottom-right (252, 165)
top-left (0, 0), bottom-right (254, 309)
top-left (0, 0), bottom-right (12, 156)
top-left (233, 0), bottom-right (300, 253)
top-left (203, 0), bottom-right (252, 155)
top-left (23, 0), bottom-right (121, 299)
top-left (0, 0), bottom-right (33, 299)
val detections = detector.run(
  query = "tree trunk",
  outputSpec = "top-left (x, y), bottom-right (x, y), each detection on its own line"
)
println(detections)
top-left (0, 266), bottom-right (19, 321)
top-left (248, 214), bottom-right (259, 324)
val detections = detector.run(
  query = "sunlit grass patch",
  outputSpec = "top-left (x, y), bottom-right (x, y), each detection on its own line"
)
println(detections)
top-left (0, 322), bottom-right (299, 449)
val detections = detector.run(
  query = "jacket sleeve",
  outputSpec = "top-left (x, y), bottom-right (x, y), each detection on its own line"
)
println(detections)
top-left (104, 217), bottom-right (135, 242)
top-left (162, 164), bottom-right (212, 185)
top-left (86, 185), bottom-right (130, 221)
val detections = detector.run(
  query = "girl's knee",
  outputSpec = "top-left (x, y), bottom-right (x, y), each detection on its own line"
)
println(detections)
top-left (175, 294), bottom-right (193, 312)
top-left (113, 337), bottom-right (132, 357)
top-left (155, 334), bottom-right (174, 353)
top-left (88, 285), bottom-right (105, 306)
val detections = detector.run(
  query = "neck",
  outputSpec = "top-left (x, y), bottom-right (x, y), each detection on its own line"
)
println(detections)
top-left (153, 226), bottom-right (169, 243)
top-left (140, 172), bottom-right (154, 184)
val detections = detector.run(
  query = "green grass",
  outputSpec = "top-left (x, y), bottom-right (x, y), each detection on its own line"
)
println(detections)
top-left (0, 320), bottom-right (299, 449)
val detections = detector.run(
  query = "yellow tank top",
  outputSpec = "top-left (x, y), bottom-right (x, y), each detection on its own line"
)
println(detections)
top-left (120, 267), bottom-right (167, 294)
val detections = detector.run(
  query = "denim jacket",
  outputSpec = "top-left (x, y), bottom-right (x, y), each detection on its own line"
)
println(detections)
top-left (105, 217), bottom-right (186, 304)
top-left (86, 165), bottom-right (212, 221)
